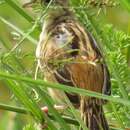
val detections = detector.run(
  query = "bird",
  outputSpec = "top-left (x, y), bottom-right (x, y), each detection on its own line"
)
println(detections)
top-left (35, 0), bottom-right (111, 129)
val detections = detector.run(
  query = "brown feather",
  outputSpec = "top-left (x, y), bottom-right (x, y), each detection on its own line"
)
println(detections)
top-left (36, 4), bottom-right (111, 129)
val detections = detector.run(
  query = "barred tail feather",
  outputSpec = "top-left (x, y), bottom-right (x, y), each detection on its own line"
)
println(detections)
top-left (81, 98), bottom-right (109, 130)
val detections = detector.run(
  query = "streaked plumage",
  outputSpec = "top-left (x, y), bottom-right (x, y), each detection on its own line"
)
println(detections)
top-left (36, 0), bottom-right (111, 129)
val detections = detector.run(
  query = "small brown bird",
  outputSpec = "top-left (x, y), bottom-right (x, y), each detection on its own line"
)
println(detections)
top-left (35, 0), bottom-right (111, 129)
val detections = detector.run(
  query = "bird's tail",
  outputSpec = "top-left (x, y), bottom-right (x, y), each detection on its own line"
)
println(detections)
top-left (80, 98), bottom-right (109, 130)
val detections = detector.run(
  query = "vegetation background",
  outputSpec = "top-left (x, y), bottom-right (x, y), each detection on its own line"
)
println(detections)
top-left (0, 0), bottom-right (130, 130)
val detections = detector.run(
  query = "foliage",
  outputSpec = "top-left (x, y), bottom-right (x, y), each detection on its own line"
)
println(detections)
top-left (0, 0), bottom-right (130, 130)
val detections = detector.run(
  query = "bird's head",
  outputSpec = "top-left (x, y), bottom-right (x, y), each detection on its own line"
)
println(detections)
top-left (41, 0), bottom-right (71, 19)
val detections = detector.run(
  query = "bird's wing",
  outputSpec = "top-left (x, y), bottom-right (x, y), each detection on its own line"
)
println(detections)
top-left (53, 21), bottom-right (111, 96)
top-left (86, 31), bottom-right (111, 95)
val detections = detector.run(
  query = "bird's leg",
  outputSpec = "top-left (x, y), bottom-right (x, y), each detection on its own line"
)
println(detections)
top-left (40, 105), bottom-right (68, 129)
top-left (41, 104), bottom-right (68, 114)
top-left (41, 106), bottom-right (49, 114)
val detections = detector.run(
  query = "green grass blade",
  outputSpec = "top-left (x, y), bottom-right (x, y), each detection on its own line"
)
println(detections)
top-left (5, 0), bottom-right (34, 22)
top-left (0, 16), bottom-right (37, 45)
top-left (1, 72), bottom-right (130, 107)
top-left (37, 87), bottom-right (71, 130)
top-left (5, 80), bottom-right (57, 130)
top-left (119, 0), bottom-right (130, 12)
top-left (5, 80), bottom-right (44, 122)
